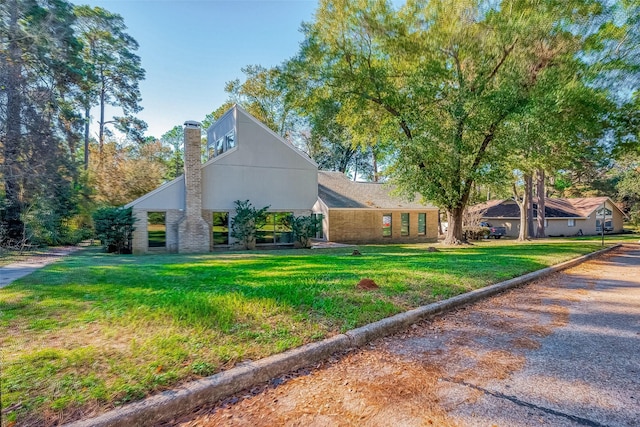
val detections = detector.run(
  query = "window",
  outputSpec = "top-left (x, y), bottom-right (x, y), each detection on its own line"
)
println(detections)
top-left (274, 213), bottom-right (294, 243)
top-left (225, 130), bottom-right (236, 150)
top-left (568, 219), bottom-right (575, 227)
top-left (418, 213), bottom-right (426, 235)
top-left (256, 213), bottom-right (293, 244)
top-left (312, 213), bottom-right (323, 239)
top-left (215, 137), bottom-right (224, 156)
top-left (401, 213), bottom-right (409, 236)
top-left (532, 203), bottom-right (538, 219)
top-left (148, 212), bottom-right (166, 248)
top-left (212, 212), bottom-right (229, 245)
top-left (596, 207), bottom-right (612, 217)
top-left (382, 214), bottom-right (392, 237)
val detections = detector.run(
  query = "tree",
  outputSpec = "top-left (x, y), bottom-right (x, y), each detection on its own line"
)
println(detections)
top-left (92, 206), bottom-right (136, 253)
top-left (88, 139), bottom-right (170, 206)
top-left (291, 0), bottom-right (619, 244)
top-left (1, 0), bottom-right (84, 243)
top-left (74, 5), bottom-right (146, 164)
top-left (224, 65), bottom-right (296, 139)
top-left (230, 200), bottom-right (269, 250)
top-left (160, 126), bottom-right (184, 180)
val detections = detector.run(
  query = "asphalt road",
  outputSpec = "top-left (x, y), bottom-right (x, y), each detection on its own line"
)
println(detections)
top-left (177, 244), bottom-right (640, 427)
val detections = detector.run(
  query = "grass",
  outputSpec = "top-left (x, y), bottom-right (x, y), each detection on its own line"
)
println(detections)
top-left (0, 236), bottom-right (635, 425)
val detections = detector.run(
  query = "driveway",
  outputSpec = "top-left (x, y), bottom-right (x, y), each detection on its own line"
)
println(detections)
top-left (173, 244), bottom-right (640, 427)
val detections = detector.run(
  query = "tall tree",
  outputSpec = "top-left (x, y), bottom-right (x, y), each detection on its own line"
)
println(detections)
top-left (74, 5), bottom-right (146, 165)
top-left (291, 0), bottom-right (618, 244)
top-left (1, 0), bottom-right (83, 241)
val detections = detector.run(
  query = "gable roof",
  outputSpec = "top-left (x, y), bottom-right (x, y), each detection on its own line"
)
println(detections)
top-left (318, 171), bottom-right (436, 210)
top-left (473, 196), bottom-right (622, 219)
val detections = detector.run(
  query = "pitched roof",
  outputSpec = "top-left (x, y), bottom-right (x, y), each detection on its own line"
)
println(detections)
top-left (473, 196), bottom-right (618, 219)
top-left (318, 171), bottom-right (436, 210)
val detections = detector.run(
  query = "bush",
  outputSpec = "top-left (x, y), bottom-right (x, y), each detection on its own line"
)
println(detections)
top-left (463, 226), bottom-right (490, 241)
top-left (230, 200), bottom-right (269, 250)
top-left (286, 215), bottom-right (320, 248)
top-left (92, 207), bottom-right (136, 253)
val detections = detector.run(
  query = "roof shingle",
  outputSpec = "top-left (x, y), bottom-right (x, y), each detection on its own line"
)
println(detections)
top-left (318, 171), bottom-right (435, 210)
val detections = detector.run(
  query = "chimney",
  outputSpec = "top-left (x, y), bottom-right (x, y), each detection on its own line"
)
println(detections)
top-left (178, 121), bottom-right (210, 253)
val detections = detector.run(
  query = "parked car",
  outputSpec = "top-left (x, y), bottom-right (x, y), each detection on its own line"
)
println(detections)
top-left (479, 222), bottom-right (507, 239)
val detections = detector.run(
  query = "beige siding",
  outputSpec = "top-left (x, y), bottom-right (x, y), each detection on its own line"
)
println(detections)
top-left (485, 206), bottom-right (625, 237)
top-left (127, 176), bottom-right (185, 211)
top-left (201, 109), bottom-right (317, 211)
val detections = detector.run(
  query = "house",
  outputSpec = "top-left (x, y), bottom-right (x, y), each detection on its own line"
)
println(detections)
top-left (473, 197), bottom-right (625, 237)
top-left (314, 171), bottom-right (439, 244)
top-left (126, 105), bottom-right (437, 253)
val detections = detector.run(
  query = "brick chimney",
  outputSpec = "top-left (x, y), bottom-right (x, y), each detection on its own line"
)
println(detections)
top-left (178, 121), bottom-right (210, 253)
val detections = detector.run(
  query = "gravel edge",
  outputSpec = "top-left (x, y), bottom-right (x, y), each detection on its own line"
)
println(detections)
top-left (64, 244), bottom-right (621, 427)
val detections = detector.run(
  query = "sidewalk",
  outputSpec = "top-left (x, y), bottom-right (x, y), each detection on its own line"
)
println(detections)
top-left (0, 246), bottom-right (81, 289)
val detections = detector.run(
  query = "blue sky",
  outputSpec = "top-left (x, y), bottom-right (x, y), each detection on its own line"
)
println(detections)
top-left (73, 0), bottom-right (317, 139)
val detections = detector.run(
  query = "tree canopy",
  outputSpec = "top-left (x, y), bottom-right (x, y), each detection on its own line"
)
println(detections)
top-left (286, 0), bottom-right (637, 243)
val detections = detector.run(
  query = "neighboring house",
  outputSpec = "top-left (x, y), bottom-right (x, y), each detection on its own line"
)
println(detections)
top-left (126, 105), bottom-right (437, 253)
top-left (314, 171), bottom-right (439, 244)
top-left (472, 197), bottom-right (625, 237)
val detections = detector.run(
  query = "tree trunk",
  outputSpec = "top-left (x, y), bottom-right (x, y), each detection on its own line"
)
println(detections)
top-left (99, 76), bottom-right (106, 155)
top-left (515, 174), bottom-right (532, 241)
top-left (444, 207), bottom-right (465, 245)
top-left (84, 106), bottom-right (90, 169)
top-left (535, 169), bottom-right (546, 238)
top-left (526, 175), bottom-right (534, 237)
top-left (372, 149), bottom-right (379, 182)
top-left (3, 0), bottom-right (24, 240)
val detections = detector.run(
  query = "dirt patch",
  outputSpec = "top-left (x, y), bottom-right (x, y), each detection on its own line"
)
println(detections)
top-left (356, 278), bottom-right (379, 290)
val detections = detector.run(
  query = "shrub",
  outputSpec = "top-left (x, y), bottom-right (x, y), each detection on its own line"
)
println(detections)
top-left (463, 226), bottom-right (490, 241)
top-left (286, 214), bottom-right (320, 248)
top-left (230, 200), bottom-right (269, 250)
top-left (92, 207), bottom-right (136, 253)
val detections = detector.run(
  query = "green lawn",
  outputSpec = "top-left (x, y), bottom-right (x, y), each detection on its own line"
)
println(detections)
top-left (0, 238), bottom-right (632, 425)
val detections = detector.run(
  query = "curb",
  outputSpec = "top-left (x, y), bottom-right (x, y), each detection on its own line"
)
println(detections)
top-left (65, 244), bottom-right (621, 427)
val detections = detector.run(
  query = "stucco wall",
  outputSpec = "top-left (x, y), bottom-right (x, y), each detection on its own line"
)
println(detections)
top-left (200, 108), bottom-right (317, 212)
top-left (325, 209), bottom-right (438, 244)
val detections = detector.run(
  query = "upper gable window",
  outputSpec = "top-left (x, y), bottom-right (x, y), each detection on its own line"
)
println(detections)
top-left (225, 131), bottom-right (236, 150)
top-left (206, 110), bottom-right (237, 160)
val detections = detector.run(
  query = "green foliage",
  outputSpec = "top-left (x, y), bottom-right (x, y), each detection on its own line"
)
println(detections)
top-left (1, 0), bottom-right (83, 242)
top-left (286, 0), bottom-right (635, 243)
top-left (463, 226), bottom-right (490, 241)
top-left (73, 5), bottom-right (146, 150)
top-left (286, 214), bottom-right (321, 248)
top-left (230, 200), bottom-right (270, 249)
top-left (92, 207), bottom-right (136, 253)
top-left (160, 126), bottom-right (184, 180)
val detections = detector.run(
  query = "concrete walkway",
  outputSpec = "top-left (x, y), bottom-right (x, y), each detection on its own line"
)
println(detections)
top-left (0, 246), bottom-right (80, 289)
